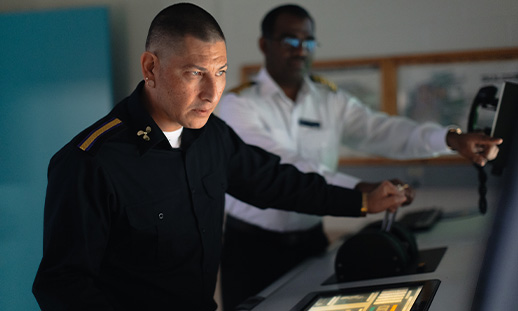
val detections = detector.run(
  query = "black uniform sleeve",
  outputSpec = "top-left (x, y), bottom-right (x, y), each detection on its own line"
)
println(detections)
top-left (33, 146), bottom-right (117, 310)
top-left (223, 125), bottom-right (363, 217)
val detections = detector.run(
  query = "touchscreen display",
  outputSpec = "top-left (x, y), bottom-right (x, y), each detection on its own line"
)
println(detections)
top-left (305, 285), bottom-right (423, 311)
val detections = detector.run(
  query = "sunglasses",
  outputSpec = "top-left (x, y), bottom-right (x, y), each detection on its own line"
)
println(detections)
top-left (277, 37), bottom-right (318, 52)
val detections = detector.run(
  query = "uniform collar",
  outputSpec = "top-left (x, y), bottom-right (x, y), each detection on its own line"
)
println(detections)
top-left (119, 81), bottom-right (169, 155)
top-left (256, 67), bottom-right (313, 102)
top-left (119, 81), bottom-right (206, 155)
top-left (256, 68), bottom-right (282, 99)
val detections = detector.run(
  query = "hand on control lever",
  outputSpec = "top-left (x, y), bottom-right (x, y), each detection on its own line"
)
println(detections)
top-left (356, 179), bottom-right (415, 206)
top-left (364, 181), bottom-right (408, 214)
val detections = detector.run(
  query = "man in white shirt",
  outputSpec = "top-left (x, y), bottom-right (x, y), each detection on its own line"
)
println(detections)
top-left (217, 4), bottom-right (502, 310)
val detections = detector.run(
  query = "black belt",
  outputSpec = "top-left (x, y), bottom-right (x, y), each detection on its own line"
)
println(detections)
top-left (225, 215), bottom-right (324, 247)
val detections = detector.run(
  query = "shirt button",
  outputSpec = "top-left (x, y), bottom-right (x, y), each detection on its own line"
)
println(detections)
top-left (158, 212), bottom-right (164, 220)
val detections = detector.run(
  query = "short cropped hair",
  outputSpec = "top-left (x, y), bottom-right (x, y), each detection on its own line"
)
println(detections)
top-left (145, 3), bottom-right (225, 52)
top-left (261, 4), bottom-right (314, 38)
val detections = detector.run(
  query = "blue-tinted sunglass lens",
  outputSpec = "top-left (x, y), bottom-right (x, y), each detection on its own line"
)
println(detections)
top-left (282, 38), bottom-right (317, 51)
top-left (283, 37), bottom-right (301, 48)
top-left (303, 40), bottom-right (317, 51)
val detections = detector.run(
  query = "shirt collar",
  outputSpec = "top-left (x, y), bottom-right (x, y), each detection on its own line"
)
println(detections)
top-left (255, 67), bottom-right (314, 102)
top-left (119, 81), bottom-right (206, 155)
top-left (163, 127), bottom-right (184, 149)
top-left (116, 81), bottom-right (169, 155)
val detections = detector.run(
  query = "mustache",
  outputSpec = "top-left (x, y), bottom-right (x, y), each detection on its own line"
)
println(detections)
top-left (191, 104), bottom-right (214, 111)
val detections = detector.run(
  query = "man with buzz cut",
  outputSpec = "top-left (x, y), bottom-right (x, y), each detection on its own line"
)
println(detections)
top-left (32, 3), bottom-right (410, 311)
top-left (218, 4), bottom-right (502, 310)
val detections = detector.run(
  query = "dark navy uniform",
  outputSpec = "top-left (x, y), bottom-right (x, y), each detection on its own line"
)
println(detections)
top-left (33, 81), bottom-right (363, 311)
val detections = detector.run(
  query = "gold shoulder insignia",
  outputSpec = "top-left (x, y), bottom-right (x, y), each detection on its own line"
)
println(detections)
top-left (78, 117), bottom-right (122, 151)
top-left (310, 75), bottom-right (337, 92)
top-left (228, 81), bottom-right (256, 95)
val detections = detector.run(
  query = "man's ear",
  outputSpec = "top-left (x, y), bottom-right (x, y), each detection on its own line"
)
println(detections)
top-left (259, 37), bottom-right (267, 55)
top-left (141, 51), bottom-right (158, 81)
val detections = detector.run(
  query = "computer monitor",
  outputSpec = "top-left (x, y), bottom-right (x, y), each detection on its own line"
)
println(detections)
top-left (489, 81), bottom-right (518, 175)
top-left (471, 110), bottom-right (518, 310)
top-left (291, 280), bottom-right (441, 311)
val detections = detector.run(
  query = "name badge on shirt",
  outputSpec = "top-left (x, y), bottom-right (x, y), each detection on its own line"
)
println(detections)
top-left (299, 119), bottom-right (321, 128)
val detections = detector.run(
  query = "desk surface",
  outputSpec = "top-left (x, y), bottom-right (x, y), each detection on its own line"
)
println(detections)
top-left (251, 210), bottom-right (495, 311)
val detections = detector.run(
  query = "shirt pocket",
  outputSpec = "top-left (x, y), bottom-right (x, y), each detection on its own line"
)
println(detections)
top-left (202, 171), bottom-right (227, 200)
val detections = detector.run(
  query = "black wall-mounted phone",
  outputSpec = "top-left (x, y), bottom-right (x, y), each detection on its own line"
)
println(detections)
top-left (469, 81), bottom-right (518, 175)
top-left (467, 81), bottom-right (518, 214)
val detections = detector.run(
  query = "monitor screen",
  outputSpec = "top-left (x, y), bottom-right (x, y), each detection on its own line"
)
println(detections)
top-left (291, 280), bottom-right (440, 311)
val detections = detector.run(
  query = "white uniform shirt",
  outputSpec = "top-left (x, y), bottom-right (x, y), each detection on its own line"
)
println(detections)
top-left (218, 68), bottom-right (454, 232)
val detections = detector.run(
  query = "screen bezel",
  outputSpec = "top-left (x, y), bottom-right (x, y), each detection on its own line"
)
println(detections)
top-left (290, 279), bottom-right (441, 311)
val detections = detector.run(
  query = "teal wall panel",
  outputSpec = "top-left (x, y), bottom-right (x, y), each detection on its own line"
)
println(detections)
top-left (0, 7), bottom-right (113, 310)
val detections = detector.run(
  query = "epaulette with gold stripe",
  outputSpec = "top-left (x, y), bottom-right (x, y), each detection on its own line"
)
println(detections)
top-left (77, 117), bottom-right (123, 152)
top-left (228, 81), bottom-right (256, 94)
top-left (310, 75), bottom-right (337, 92)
